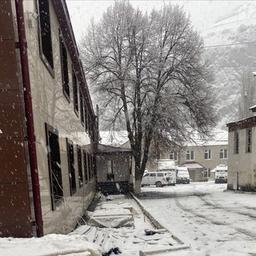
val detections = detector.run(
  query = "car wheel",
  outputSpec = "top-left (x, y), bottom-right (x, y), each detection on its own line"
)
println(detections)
top-left (155, 181), bottom-right (162, 187)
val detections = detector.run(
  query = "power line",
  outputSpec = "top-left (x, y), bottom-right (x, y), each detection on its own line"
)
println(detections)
top-left (204, 41), bottom-right (256, 48)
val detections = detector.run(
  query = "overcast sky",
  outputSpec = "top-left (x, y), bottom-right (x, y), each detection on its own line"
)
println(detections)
top-left (66, 0), bottom-right (254, 44)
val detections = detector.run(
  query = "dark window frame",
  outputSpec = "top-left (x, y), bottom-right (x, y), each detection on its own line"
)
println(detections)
top-left (72, 69), bottom-right (79, 116)
top-left (66, 139), bottom-right (76, 195)
top-left (246, 128), bottom-right (252, 153)
top-left (37, 0), bottom-right (54, 77)
top-left (220, 148), bottom-right (228, 159)
top-left (60, 32), bottom-right (70, 102)
top-left (80, 91), bottom-right (85, 126)
top-left (204, 149), bottom-right (211, 160)
top-left (169, 151), bottom-right (178, 161)
top-left (45, 123), bottom-right (63, 210)
top-left (83, 150), bottom-right (88, 183)
top-left (77, 145), bottom-right (83, 187)
top-left (234, 130), bottom-right (239, 154)
top-left (186, 150), bottom-right (194, 161)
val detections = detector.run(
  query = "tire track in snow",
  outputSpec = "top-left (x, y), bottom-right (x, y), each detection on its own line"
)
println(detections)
top-left (198, 195), bottom-right (256, 219)
top-left (174, 197), bottom-right (256, 239)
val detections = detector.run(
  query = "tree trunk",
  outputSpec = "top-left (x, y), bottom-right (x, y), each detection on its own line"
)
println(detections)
top-left (133, 179), bottom-right (142, 194)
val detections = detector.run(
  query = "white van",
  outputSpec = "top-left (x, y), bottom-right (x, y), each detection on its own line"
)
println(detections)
top-left (215, 165), bottom-right (228, 183)
top-left (176, 167), bottom-right (190, 184)
top-left (141, 170), bottom-right (176, 187)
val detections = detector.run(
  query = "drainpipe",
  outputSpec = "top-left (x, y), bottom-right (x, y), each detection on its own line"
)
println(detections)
top-left (15, 0), bottom-right (43, 237)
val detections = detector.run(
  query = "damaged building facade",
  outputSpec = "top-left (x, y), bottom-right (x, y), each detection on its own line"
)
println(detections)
top-left (0, 0), bottom-right (98, 237)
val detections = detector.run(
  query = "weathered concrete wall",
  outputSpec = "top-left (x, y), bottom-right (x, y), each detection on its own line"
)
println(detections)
top-left (23, 1), bottom-right (96, 234)
top-left (228, 128), bottom-right (256, 190)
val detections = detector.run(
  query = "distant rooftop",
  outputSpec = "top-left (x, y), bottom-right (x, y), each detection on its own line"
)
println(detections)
top-left (185, 129), bottom-right (228, 146)
top-left (96, 144), bottom-right (131, 154)
top-left (100, 128), bottom-right (228, 147)
top-left (100, 130), bottom-right (128, 146)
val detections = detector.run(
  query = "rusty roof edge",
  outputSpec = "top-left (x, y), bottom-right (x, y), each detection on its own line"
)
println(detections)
top-left (227, 116), bottom-right (256, 128)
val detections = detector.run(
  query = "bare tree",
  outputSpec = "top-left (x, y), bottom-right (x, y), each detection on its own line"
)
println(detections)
top-left (81, 1), bottom-right (216, 192)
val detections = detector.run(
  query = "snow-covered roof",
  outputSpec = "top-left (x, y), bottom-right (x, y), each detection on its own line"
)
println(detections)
top-left (99, 128), bottom-right (228, 148)
top-left (185, 129), bottom-right (228, 146)
top-left (97, 144), bottom-right (131, 154)
top-left (100, 130), bottom-right (128, 146)
top-left (181, 162), bottom-right (205, 169)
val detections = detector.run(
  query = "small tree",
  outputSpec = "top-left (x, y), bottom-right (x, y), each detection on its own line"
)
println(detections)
top-left (81, 1), bottom-right (216, 192)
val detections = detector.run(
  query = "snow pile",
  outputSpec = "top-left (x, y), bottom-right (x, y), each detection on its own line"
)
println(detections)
top-left (87, 208), bottom-right (134, 228)
top-left (0, 234), bottom-right (101, 256)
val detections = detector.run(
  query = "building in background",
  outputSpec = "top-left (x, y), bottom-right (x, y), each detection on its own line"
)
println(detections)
top-left (96, 144), bottom-right (132, 195)
top-left (0, 0), bottom-right (98, 237)
top-left (227, 107), bottom-right (256, 191)
top-left (147, 130), bottom-right (228, 179)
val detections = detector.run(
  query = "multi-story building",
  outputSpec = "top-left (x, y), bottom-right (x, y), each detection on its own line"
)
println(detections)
top-left (227, 111), bottom-right (256, 191)
top-left (146, 130), bottom-right (228, 177)
top-left (0, 0), bottom-right (98, 237)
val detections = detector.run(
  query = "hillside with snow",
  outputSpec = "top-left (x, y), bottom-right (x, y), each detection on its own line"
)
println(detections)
top-left (203, 2), bottom-right (256, 128)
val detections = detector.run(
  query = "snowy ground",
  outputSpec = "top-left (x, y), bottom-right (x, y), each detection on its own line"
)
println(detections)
top-left (139, 181), bottom-right (256, 256)
top-left (0, 195), bottom-right (182, 256)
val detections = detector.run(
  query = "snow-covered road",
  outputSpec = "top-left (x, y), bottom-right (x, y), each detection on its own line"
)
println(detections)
top-left (139, 182), bottom-right (256, 256)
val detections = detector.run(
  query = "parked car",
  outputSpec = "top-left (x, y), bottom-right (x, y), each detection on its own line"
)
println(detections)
top-left (215, 165), bottom-right (228, 183)
top-left (176, 167), bottom-right (190, 184)
top-left (141, 170), bottom-right (176, 187)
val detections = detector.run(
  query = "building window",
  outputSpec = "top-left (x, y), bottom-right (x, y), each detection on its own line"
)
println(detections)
top-left (204, 149), bottom-right (211, 160)
top-left (60, 33), bottom-right (70, 100)
top-left (66, 139), bottom-right (76, 195)
top-left (107, 160), bottom-right (114, 181)
top-left (170, 152), bottom-right (178, 160)
top-left (77, 146), bottom-right (83, 187)
top-left (88, 154), bottom-right (93, 180)
top-left (80, 93), bottom-right (84, 125)
top-left (234, 130), bottom-right (239, 154)
top-left (84, 105), bottom-right (88, 131)
top-left (73, 70), bottom-right (79, 115)
top-left (45, 124), bottom-right (63, 210)
top-left (83, 150), bottom-right (88, 183)
top-left (186, 150), bottom-right (194, 161)
top-left (246, 128), bottom-right (252, 153)
top-left (38, 0), bottom-right (54, 71)
top-left (220, 149), bottom-right (228, 159)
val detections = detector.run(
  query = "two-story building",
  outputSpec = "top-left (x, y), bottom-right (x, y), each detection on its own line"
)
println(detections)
top-left (147, 130), bottom-right (228, 180)
top-left (227, 110), bottom-right (256, 191)
top-left (0, 0), bottom-right (98, 237)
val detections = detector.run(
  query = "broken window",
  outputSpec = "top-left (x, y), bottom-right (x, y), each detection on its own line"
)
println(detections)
top-left (77, 146), bottom-right (83, 187)
top-left (45, 124), bottom-right (63, 210)
top-left (60, 33), bottom-right (70, 100)
top-left (107, 160), bottom-right (114, 181)
top-left (73, 69), bottom-right (79, 115)
top-left (38, 0), bottom-right (54, 71)
top-left (66, 139), bottom-right (76, 195)
top-left (204, 149), bottom-right (211, 160)
top-left (80, 92), bottom-right (85, 125)
top-left (83, 150), bottom-right (88, 183)
top-left (246, 128), bottom-right (252, 153)
top-left (84, 104), bottom-right (88, 132)
top-left (234, 130), bottom-right (239, 154)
